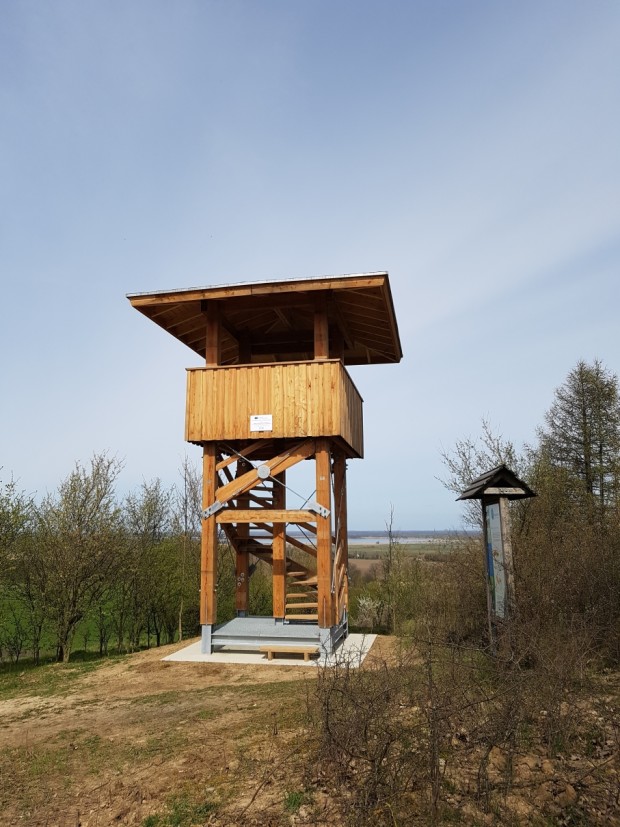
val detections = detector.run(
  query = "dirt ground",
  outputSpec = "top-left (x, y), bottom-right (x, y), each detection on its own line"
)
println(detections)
top-left (0, 638), bottom-right (397, 827)
top-left (0, 640), bottom-right (323, 826)
top-left (3, 638), bottom-right (620, 827)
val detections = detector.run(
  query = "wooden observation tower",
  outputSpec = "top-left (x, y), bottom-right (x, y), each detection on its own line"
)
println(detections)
top-left (128, 273), bottom-right (402, 654)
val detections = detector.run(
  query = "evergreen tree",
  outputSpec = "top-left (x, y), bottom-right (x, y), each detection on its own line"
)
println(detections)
top-left (537, 360), bottom-right (620, 507)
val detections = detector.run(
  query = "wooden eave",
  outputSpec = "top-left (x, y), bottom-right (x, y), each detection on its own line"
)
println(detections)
top-left (127, 272), bottom-right (403, 366)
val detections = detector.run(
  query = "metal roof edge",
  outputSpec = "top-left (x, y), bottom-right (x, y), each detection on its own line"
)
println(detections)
top-left (126, 271), bottom-right (390, 300)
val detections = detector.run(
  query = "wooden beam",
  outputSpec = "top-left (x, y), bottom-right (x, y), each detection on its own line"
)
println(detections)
top-left (223, 292), bottom-right (314, 311)
top-left (201, 444), bottom-right (218, 625)
top-left (274, 307), bottom-right (293, 329)
top-left (252, 339), bottom-right (314, 362)
top-left (499, 497), bottom-right (516, 620)
top-left (128, 273), bottom-right (388, 307)
top-left (216, 509), bottom-right (316, 523)
top-left (333, 452), bottom-right (349, 624)
top-left (203, 302), bottom-right (220, 366)
top-left (216, 439), bottom-right (274, 472)
top-left (213, 439), bottom-right (316, 505)
top-left (245, 523), bottom-right (318, 558)
top-left (272, 472), bottom-right (286, 619)
top-left (201, 299), bottom-right (241, 347)
top-left (249, 331), bottom-right (313, 349)
top-left (315, 438), bottom-right (333, 628)
top-left (331, 302), bottom-right (355, 350)
top-left (314, 294), bottom-right (329, 360)
top-left (233, 459), bottom-right (250, 614)
top-left (247, 492), bottom-right (273, 508)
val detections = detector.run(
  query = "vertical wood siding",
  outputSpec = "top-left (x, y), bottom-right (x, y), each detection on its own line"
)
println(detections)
top-left (185, 360), bottom-right (363, 457)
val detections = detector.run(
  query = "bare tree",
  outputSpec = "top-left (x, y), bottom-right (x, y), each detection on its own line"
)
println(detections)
top-left (123, 477), bottom-right (172, 649)
top-left (0, 474), bottom-right (32, 579)
top-left (172, 456), bottom-right (202, 641)
top-left (35, 453), bottom-right (124, 662)
top-left (439, 419), bottom-right (520, 528)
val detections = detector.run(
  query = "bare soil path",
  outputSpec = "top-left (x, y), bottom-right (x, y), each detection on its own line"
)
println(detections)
top-left (0, 640), bottom-right (326, 827)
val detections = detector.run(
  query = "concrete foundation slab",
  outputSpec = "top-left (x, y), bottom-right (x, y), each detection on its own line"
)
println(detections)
top-left (163, 633), bottom-right (376, 668)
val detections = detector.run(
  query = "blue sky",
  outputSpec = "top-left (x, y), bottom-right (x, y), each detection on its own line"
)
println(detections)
top-left (1, 1), bottom-right (619, 530)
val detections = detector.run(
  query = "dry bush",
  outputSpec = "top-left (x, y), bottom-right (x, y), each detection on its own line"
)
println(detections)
top-left (309, 636), bottom-right (620, 825)
top-left (310, 646), bottom-right (426, 825)
top-left (512, 467), bottom-right (620, 675)
top-left (401, 538), bottom-right (487, 647)
top-left (309, 637), bottom-right (540, 824)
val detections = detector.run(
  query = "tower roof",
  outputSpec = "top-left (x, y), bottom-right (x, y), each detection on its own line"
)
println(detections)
top-left (127, 272), bottom-right (402, 365)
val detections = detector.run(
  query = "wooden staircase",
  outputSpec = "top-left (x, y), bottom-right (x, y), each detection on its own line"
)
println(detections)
top-left (285, 572), bottom-right (319, 621)
top-left (221, 476), bottom-right (320, 623)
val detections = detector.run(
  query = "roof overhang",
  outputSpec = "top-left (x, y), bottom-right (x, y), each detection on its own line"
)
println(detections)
top-left (127, 272), bottom-right (403, 366)
top-left (458, 464), bottom-right (536, 501)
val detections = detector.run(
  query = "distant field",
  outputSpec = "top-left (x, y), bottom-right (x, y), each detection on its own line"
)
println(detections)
top-left (348, 542), bottom-right (455, 559)
top-left (348, 542), bottom-right (456, 577)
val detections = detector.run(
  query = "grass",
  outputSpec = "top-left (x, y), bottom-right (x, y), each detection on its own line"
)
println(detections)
top-left (0, 655), bottom-right (113, 701)
top-left (284, 789), bottom-right (310, 813)
top-left (142, 792), bottom-right (218, 826)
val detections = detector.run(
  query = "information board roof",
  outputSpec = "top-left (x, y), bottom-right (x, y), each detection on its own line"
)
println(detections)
top-left (458, 464), bottom-right (536, 501)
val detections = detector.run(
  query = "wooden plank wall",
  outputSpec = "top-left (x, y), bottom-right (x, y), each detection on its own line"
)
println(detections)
top-left (185, 360), bottom-right (363, 456)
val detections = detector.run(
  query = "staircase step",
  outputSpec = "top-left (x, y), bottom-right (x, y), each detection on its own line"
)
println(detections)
top-left (286, 592), bottom-right (318, 599)
top-left (285, 613), bottom-right (319, 621)
top-left (291, 577), bottom-right (318, 586)
top-left (286, 602), bottom-right (319, 610)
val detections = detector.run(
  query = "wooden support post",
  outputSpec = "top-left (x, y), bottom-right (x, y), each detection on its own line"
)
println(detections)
top-left (333, 452), bottom-right (349, 622)
top-left (201, 443), bottom-right (218, 625)
top-left (481, 502), bottom-right (495, 650)
top-left (272, 471), bottom-right (286, 619)
top-left (235, 460), bottom-right (250, 615)
top-left (499, 497), bottom-right (516, 620)
top-left (316, 438), bottom-right (333, 628)
top-left (204, 302), bottom-right (220, 366)
top-left (314, 294), bottom-right (329, 360)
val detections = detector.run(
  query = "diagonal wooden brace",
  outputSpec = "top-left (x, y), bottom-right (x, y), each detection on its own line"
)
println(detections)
top-left (203, 439), bottom-right (316, 516)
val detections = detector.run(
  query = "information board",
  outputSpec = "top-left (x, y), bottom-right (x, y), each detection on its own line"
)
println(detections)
top-left (250, 414), bottom-right (273, 432)
top-left (485, 502), bottom-right (507, 619)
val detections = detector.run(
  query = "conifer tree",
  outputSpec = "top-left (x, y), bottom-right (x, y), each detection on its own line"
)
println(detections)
top-left (537, 359), bottom-right (620, 507)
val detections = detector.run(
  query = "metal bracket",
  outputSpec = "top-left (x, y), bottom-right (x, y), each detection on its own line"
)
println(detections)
top-left (308, 501), bottom-right (330, 519)
top-left (256, 463), bottom-right (271, 480)
top-left (203, 500), bottom-right (224, 519)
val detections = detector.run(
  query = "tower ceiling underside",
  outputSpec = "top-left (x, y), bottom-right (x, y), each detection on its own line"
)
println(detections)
top-left (127, 272), bottom-right (402, 365)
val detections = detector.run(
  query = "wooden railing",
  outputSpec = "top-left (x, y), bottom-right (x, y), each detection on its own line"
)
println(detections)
top-left (185, 359), bottom-right (363, 457)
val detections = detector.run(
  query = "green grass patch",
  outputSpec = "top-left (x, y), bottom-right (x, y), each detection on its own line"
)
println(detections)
top-left (284, 789), bottom-right (311, 813)
top-left (142, 791), bottom-right (218, 826)
top-left (0, 656), bottom-right (115, 701)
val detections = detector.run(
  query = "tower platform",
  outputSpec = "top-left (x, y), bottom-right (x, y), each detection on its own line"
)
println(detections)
top-left (204, 615), bottom-right (347, 654)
